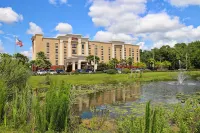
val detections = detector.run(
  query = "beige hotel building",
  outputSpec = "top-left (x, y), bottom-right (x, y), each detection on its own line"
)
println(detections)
top-left (32, 34), bottom-right (140, 71)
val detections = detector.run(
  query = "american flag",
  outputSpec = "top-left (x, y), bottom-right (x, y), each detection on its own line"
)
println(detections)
top-left (16, 38), bottom-right (23, 47)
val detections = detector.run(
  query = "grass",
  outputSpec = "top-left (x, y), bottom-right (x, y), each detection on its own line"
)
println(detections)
top-left (29, 71), bottom-right (200, 88)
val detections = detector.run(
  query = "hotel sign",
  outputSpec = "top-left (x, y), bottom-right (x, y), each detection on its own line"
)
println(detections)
top-left (72, 37), bottom-right (78, 41)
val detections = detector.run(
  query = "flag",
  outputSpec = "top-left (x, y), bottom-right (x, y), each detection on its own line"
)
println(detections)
top-left (16, 38), bottom-right (23, 47)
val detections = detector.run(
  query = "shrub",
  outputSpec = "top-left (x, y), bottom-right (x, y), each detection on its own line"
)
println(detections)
top-left (122, 68), bottom-right (130, 74)
top-left (106, 69), bottom-right (117, 74)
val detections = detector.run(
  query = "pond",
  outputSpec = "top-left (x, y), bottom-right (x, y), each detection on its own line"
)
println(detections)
top-left (72, 80), bottom-right (200, 119)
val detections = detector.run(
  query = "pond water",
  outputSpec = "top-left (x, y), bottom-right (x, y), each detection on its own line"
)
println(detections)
top-left (72, 80), bottom-right (200, 119)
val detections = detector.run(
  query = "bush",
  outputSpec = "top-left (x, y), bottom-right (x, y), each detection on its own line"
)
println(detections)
top-left (122, 68), bottom-right (130, 74)
top-left (106, 69), bottom-right (117, 74)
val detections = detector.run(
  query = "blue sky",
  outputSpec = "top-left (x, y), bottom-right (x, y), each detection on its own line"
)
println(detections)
top-left (0, 0), bottom-right (200, 57)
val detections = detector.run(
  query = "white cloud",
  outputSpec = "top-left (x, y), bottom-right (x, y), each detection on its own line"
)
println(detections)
top-left (0, 30), bottom-right (3, 34)
top-left (168, 0), bottom-right (200, 7)
top-left (27, 22), bottom-right (43, 35)
top-left (55, 23), bottom-right (72, 34)
top-left (0, 7), bottom-right (23, 24)
top-left (60, 0), bottom-right (67, 4)
top-left (3, 36), bottom-right (13, 42)
top-left (89, 0), bottom-right (200, 49)
top-left (21, 47), bottom-right (32, 58)
top-left (89, 0), bottom-right (147, 28)
top-left (152, 40), bottom-right (178, 49)
top-left (0, 40), bottom-right (4, 53)
top-left (94, 31), bottom-right (138, 44)
top-left (49, 0), bottom-right (68, 5)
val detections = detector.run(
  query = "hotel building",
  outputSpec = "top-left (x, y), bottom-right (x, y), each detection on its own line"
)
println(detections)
top-left (32, 34), bottom-right (140, 71)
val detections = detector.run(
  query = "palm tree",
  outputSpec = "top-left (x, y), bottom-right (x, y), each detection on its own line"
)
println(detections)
top-left (148, 58), bottom-right (155, 69)
top-left (119, 59), bottom-right (127, 66)
top-left (109, 58), bottom-right (119, 68)
top-left (86, 55), bottom-right (100, 64)
top-left (127, 57), bottom-right (134, 67)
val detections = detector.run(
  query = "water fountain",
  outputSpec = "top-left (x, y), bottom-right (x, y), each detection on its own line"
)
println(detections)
top-left (177, 71), bottom-right (187, 85)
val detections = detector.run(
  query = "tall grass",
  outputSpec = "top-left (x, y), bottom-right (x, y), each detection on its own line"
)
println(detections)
top-left (33, 82), bottom-right (72, 132)
top-left (116, 101), bottom-right (200, 133)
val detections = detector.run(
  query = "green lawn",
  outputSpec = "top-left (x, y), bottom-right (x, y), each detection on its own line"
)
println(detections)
top-left (28, 71), bottom-right (200, 88)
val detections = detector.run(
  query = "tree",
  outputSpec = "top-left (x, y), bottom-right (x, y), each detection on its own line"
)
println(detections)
top-left (119, 59), bottom-right (127, 66)
top-left (127, 57), bottom-right (134, 66)
top-left (155, 61), bottom-right (163, 69)
top-left (97, 62), bottom-right (109, 71)
top-left (0, 55), bottom-right (30, 91)
top-left (108, 58), bottom-right (119, 68)
top-left (35, 52), bottom-right (52, 69)
top-left (147, 58), bottom-right (155, 69)
top-left (13, 53), bottom-right (29, 64)
top-left (86, 55), bottom-right (100, 64)
top-left (162, 61), bottom-right (171, 69)
top-left (134, 62), bottom-right (146, 68)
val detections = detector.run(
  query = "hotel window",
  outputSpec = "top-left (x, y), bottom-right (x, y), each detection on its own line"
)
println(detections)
top-left (101, 56), bottom-right (104, 61)
top-left (89, 50), bottom-right (91, 55)
top-left (46, 54), bottom-right (49, 59)
top-left (55, 43), bottom-right (58, 48)
top-left (47, 43), bottom-right (50, 47)
top-left (47, 47), bottom-right (49, 53)
top-left (72, 44), bottom-right (77, 48)
top-left (132, 48), bottom-right (134, 57)
top-left (101, 46), bottom-right (103, 50)
top-left (56, 60), bottom-right (58, 65)
top-left (95, 45), bottom-right (98, 56)
top-left (101, 51), bottom-right (103, 55)
top-left (82, 43), bottom-right (85, 49)
top-left (72, 49), bottom-right (76, 54)
top-left (108, 47), bottom-right (111, 55)
top-left (64, 49), bottom-right (67, 54)
top-left (129, 48), bottom-right (131, 56)
top-left (82, 43), bottom-right (85, 55)
top-left (55, 54), bottom-right (58, 59)
top-left (124, 48), bottom-right (126, 59)
top-left (46, 43), bottom-right (50, 53)
top-left (109, 56), bottom-right (111, 60)
top-left (55, 49), bottom-right (58, 53)
top-left (89, 45), bottom-right (91, 49)
top-left (64, 43), bottom-right (67, 48)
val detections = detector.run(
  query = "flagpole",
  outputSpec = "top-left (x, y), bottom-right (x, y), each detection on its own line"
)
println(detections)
top-left (14, 36), bottom-right (16, 54)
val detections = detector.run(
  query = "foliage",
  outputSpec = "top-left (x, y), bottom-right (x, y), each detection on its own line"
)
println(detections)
top-left (122, 68), bottom-right (131, 74)
top-left (116, 100), bottom-right (200, 133)
top-left (134, 62), bottom-right (147, 68)
top-left (13, 53), bottom-right (29, 65)
top-left (141, 41), bottom-right (200, 69)
top-left (86, 55), bottom-right (100, 64)
top-left (0, 55), bottom-right (30, 92)
top-left (34, 52), bottom-right (52, 69)
top-left (97, 62), bottom-right (109, 71)
top-left (33, 82), bottom-right (72, 132)
top-left (108, 58), bottom-right (119, 69)
top-left (127, 57), bottom-right (134, 66)
top-left (106, 69), bottom-right (117, 74)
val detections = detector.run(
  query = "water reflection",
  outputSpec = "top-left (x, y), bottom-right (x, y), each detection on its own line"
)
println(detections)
top-left (72, 80), bottom-right (200, 119)
top-left (72, 82), bottom-right (141, 114)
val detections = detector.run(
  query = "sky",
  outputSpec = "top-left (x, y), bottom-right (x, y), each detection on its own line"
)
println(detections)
top-left (0, 0), bottom-right (200, 58)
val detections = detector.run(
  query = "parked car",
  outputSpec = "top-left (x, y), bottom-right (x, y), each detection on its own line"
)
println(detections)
top-left (56, 69), bottom-right (65, 74)
top-left (37, 70), bottom-right (47, 75)
top-left (48, 69), bottom-right (57, 75)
